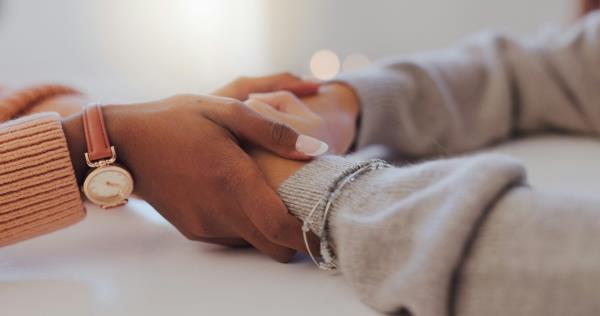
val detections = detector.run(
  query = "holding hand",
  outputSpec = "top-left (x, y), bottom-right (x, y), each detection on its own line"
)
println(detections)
top-left (62, 94), bottom-right (328, 262)
top-left (243, 90), bottom-right (354, 190)
top-left (245, 86), bottom-right (358, 155)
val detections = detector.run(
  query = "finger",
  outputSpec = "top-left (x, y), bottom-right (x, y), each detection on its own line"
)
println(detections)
top-left (235, 210), bottom-right (297, 263)
top-left (233, 156), bottom-right (308, 253)
top-left (248, 91), bottom-right (312, 116)
top-left (244, 98), bottom-right (289, 121)
top-left (256, 73), bottom-right (320, 97)
top-left (240, 177), bottom-right (308, 253)
top-left (204, 99), bottom-right (329, 159)
top-left (212, 73), bottom-right (320, 100)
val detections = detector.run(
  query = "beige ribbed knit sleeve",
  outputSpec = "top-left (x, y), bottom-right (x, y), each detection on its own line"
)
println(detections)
top-left (0, 113), bottom-right (85, 247)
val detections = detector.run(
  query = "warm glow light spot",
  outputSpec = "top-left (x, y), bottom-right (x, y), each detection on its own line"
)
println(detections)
top-left (310, 49), bottom-right (340, 80)
top-left (91, 0), bottom-right (268, 98)
top-left (342, 53), bottom-right (371, 72)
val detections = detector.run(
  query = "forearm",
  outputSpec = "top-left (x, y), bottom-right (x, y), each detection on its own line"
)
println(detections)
top-left (0, 85), bottom-right (92, 246)
top-left (0, 113), bottom-right (85, 247)
top-left (277, 154), bottom-right (526, 314)
top-left (61, 113), bottom-right (88, 184)
top-left (457, 187), bottom-right (600, 315)
top-left (250, 148), bottom-right (308, 190)
top-left (262, 148), bottom-right (600, 314)
top-left (333, 13), bottom-right (600, 159)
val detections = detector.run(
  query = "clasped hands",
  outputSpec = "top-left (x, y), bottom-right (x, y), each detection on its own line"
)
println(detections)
top-left (60, 73), bottom-right (359, 262)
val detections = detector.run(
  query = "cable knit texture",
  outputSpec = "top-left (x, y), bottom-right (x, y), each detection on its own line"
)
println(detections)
top-left (0, 112), bottom-right (85, 247)
top-left (279, 12), bottom-right (600, 316)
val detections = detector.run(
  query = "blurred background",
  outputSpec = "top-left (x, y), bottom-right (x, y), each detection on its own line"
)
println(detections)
top-left (0, 0), bottom-right (584, 102)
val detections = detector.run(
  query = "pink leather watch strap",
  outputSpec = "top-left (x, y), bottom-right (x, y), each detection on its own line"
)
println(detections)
top-left (82, 104), bottom-right (113, 161)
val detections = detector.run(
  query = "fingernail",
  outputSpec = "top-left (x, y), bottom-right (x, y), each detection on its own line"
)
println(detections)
top-left (296, 135), bottom-right (329, 156)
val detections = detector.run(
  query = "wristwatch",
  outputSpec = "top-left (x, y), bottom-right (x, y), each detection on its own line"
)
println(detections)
top-left (81, 104), bottom-right (134, 208)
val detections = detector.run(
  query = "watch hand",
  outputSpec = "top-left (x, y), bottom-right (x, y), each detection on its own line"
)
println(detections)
top-left (105, 181), bottom-right (119, 187)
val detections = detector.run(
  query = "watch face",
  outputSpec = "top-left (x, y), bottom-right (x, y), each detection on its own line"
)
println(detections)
top-left (83, 165), bottom-right (134, 207)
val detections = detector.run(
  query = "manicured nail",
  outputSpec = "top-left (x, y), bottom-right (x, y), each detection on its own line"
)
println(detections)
top-left (296, 135), bottom-right (329, 156)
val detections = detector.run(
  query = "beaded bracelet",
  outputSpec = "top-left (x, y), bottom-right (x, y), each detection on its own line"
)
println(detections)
top-left (302, 159), bottom-right (391, 270)
top-left (0, 84), bottom-right (80, 121)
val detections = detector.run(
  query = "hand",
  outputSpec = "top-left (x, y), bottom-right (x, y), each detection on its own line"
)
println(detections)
top-left (62, 94), bottom-right (328, 262)
top-left (244, 91), bottom-right (345, 189)
top-left (247, 87), bottom-right (358, 155)
top-left (300, 83), bottom-right (360, 154)
top-left (212, 72), bottom-right (320, 101)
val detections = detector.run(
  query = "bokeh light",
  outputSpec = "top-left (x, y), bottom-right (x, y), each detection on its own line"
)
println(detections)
top-left (310, 49), bottom-right (340, 80)
top-left (342, 53), bottom-right (371, 72)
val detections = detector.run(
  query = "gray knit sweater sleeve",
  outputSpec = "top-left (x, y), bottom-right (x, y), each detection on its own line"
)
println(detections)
top-left (279, 155), bottom-right (600, 315)
top-left (279, 155), bottom-right (527, 315)
top-left (276, 13), bottom-right (600, 316)
top-left (334, 12), bottom-right (600, 158)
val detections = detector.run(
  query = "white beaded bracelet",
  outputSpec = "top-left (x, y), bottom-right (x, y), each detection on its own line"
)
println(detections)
top-left (302, 160), bottom-right (391, 270)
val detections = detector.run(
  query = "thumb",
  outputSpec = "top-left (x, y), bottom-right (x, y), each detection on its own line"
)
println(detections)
top-left (205, 101), bottom-right (329, 159)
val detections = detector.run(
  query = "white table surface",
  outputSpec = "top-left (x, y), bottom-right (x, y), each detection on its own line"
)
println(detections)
top-left (1, 135), bottom-right (599, 316)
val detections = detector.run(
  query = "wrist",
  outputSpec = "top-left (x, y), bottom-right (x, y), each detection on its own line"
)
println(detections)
top-left (61, 112), bottom-right (88, 184)
top-left (251, 148), bottom-right (307, 190)
top-left (98, 104), bottom-right (135, 173)
top-left (303, 83), bottom-right (360, 154)
top-left (320, 83), bottom-right (360, 120)
top-left (61, 104), bottom-right (131, 185)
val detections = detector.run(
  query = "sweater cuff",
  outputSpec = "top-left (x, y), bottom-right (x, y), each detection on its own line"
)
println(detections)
top-left (0, 113), bottom-right (86, 247)
top-left (331, 66), bottom-right (414, 150)
top-left (278, 155), bottom-right (371, 236)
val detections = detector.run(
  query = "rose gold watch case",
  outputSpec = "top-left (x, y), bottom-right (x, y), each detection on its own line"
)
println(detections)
top-left (82, 164), bottom-right (134, 209)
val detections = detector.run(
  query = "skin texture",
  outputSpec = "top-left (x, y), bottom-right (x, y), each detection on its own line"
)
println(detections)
top-left (212, 73), bottom-right (320, 101)
top-left (301, 83), bottom-right (361, 154)
top-left (247, 84), bottom-right (361, 189)
top-left (63, 94), bottom-right (311, 262)
top-left (59, 73), bottom-right (323, 262)
top-left (22, 73), bottom-right (351, 262)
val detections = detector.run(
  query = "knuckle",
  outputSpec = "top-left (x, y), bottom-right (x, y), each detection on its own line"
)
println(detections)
top-left (269, 121), bottom-right (291, 144)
